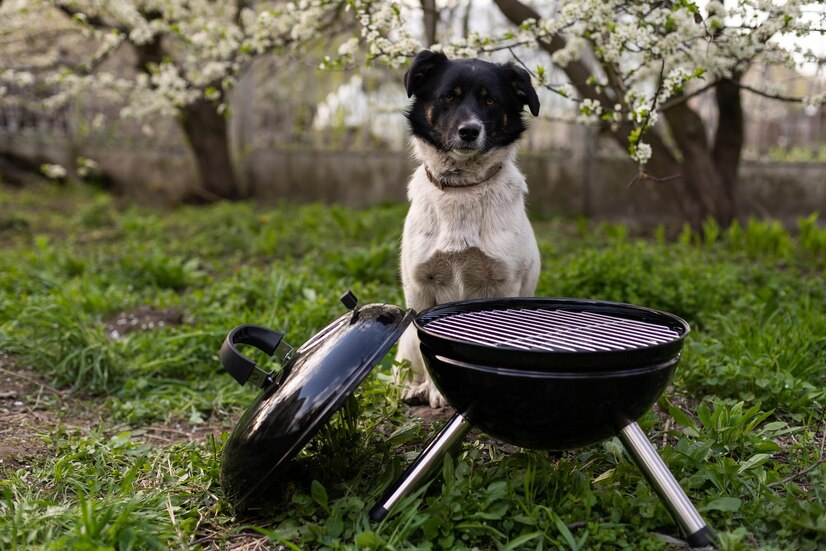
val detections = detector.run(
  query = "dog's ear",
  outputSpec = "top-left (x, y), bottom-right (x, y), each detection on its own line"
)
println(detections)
top-left (508, 64), bottom-right (540, 117)
top-left (404, 50), bottom-right (448, 98)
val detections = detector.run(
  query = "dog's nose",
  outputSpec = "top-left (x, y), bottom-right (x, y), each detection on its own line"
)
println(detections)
top-left (458, 123), bottom-right (481, 142)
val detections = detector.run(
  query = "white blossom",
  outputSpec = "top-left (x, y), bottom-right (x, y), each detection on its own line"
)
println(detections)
top-left (338, 38), bottom-right (360, 58)
top-left (631, 142), bottom-right (652, 165)
top-left (577, 98), bottom-right (603, 124)
top-left (41, 163), bottom-right (67, 179)
top-left (551, 37), bottom-right (587, 68)
top-left (76, 157), bottom-right (99, 178)
top-left (803, 93), bottom-right (825, 108)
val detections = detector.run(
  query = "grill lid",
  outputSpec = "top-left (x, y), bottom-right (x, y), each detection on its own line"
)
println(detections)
top-left (220, 293), bottom-right (415, 510)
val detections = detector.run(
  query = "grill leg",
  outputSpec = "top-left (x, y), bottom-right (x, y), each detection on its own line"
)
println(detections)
top-left (618, 421), bottom-right (717, 548)
top-left (370, 412), bottom-right (472, 522)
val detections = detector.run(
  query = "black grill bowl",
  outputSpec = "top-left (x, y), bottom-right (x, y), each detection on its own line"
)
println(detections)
top-left (415, 298), bottom-right (689, 450)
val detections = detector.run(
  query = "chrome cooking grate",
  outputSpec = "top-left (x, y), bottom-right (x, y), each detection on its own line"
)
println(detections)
top-left (423, 308), bottom-right (681, 352)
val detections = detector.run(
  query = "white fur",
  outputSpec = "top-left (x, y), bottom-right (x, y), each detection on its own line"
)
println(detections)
top-left (395, 137), bottom-right (541, 407)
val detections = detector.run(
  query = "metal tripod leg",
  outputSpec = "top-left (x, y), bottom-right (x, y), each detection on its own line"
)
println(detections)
top-left (370, 412), bottom-right (472, 522)
top-left (618, 421), bottom-right (717, 548)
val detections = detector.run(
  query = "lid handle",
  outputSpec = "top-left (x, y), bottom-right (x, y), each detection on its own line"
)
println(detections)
top-left (340, 290), bottom-right (358, 310)
top-left (220, 324), bottom-right (293, 388)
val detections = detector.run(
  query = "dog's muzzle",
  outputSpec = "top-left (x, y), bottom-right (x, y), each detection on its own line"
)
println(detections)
top-left (458, 122), bottom-right (482, 143)
top-left (450, 118), bottom-right (485, 154)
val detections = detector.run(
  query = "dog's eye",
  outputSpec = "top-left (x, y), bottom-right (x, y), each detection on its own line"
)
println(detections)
top-left (485, 97), bottom-right (497, 107)
top-left (442, 93), bottom-right (454, 104)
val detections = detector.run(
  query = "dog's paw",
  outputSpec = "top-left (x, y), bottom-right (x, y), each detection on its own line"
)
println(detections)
top-left (402, 380), bottom-right (448, 409)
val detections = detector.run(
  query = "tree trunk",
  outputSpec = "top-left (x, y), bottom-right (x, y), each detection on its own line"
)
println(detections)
top-left (178, 96), bottom-right (242, 201)
top-left (663, 101), bottom-right (735, 228)
top-left (711, 77), bottom-right (744, 221)
top-left (420, 0), bottom-right (438, 46)
top-left (135, 38), bottom-right (241, 201)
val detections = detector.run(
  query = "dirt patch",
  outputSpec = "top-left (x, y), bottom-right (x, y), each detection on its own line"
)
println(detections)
top-left (650, 389), bottom-right (702, 449)
top-left (405, 404), bottom-right (456, 432)
top-left (0, 357), bottom-right (55, 469)
top-left (133, 419), bottom-right (232, 446)
top-left (0, 352), bottom-right (227, 473)
top-left (104, 306), bottom-right (183, 340)
top-left (0, 354), bottom-right (101, 472)
top-left (191, 529), bottom-right (289, 550)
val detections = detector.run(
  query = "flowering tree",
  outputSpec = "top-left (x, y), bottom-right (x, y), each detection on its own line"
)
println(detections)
top-left (349, 0), bottom-right (825, 228)
top-left (0, 0), bottom-right (345, 200)
top-left (2, 0), bottom-right (823, 221)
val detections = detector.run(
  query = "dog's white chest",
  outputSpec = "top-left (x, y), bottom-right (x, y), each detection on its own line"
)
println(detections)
top-left (411, 167), bottom-right (520, 243)
top-left (402, 165), bottom-right (537, 302)
top-left (407, 181), bottom-right (510, 256)
top-left (432, 195), bottom-right (486, 251)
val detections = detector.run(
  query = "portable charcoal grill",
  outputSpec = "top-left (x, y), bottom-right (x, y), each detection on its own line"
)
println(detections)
top-left (220, 294), bottom-right (718, 548)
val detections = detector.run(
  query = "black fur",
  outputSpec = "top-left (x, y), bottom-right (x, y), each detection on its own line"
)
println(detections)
top-left (404, 50), bottom-right (540, 154)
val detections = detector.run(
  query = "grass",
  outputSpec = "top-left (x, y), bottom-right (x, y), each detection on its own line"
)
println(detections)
top-left (0, 183), bottom-right (824, 550)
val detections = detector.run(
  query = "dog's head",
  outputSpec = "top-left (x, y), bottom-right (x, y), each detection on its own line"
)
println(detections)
top-left (404, 50), bottom-right (540, 160)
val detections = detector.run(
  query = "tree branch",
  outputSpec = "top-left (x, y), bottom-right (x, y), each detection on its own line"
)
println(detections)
top-left (658, 80), bottom-right (718, 112)
top-left (54, 3), bottom-right (128, 34)
top-left (659, 75), bottom-right (820, 115)
top-left (640, 59), bottom-right (666, 135)
top-left (738, 81), bottom-right (819, 103)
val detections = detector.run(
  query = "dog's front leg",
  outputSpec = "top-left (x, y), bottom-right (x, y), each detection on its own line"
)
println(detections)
top-left (396, 327), bottom-right (448, 408)
top-left (394, 288), bottom-right (448, 408)
top-left (395, 326), bottom-right (447, 408)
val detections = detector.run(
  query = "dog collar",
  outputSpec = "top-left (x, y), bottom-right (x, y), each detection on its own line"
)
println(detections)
top-left (424, 162), bottom-right (503, 190)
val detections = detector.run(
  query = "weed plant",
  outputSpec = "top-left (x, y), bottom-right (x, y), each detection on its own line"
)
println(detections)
top-left (0, 184), bottom-right (824, 550)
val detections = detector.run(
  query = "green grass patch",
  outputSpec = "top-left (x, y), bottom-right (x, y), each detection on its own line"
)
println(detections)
top-left (1, 184), bottom-right (824, 549)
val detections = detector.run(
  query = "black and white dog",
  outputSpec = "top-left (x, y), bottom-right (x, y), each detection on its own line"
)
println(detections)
top-left (396, 50), bottom-right (542, 407)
